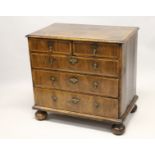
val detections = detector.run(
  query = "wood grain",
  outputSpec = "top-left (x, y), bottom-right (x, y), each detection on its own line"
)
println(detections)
top-left (73, 41), bottom-right (121, 59)
top-left (32, 69), bottom-right (119, 98)
top-left (27, 23), bottom-right (139, 135)
top-left (119, 32), bottom-right (138, 116)
top-left (31, 53), bottom-right (119, 78)
top-left (34, 88), bottom-right (119, 118)
top-left (33, 95), bottom-right (138, 124)
top-left (28, 38), bottom-right (71, 54)
top-left (27, 23), bottom-right (139, 43)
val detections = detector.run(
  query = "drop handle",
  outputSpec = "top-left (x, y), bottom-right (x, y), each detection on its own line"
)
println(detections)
top-left (69, 77), bottom-right (78, 84)
top-left (92, 62), bottom-right (98, 69)
top-left (51, 96), bottom-right (57, 102)
top-left (48, 41), bottom-right (53, 52)
top-left (69, 97), bottom-right (80, 104)
top-left (69, 57), bottom-right (78, 65)
top-left (93, 81), bottom-right (99, 89)
top-left (92, 44), bottom-right (97, 55)
top-left (50, 76), bottom-right (56, 82)
top-left (48, 57), bottom-right (54, 64)
top-left (94, 102), bottom-right (99, 108)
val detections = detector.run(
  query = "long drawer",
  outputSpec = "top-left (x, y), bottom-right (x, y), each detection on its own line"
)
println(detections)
top-left (34, 88), bottom-right (118, 118)
top-left (33, 70), bottom-right (119, 98)
top-left (31, 53), bottom-right (119, 77)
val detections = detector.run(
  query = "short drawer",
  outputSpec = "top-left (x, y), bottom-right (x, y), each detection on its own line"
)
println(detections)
top-left (34, 88), bottom-right (118, 118)
top-left (28, 38), bottom-right (71, 54)
top-left (31, 53), bottom-right (119, 77)
top-left (73, 41), bottom-right (120, 59)
top-left (33, 70), bottom-right (119, 98)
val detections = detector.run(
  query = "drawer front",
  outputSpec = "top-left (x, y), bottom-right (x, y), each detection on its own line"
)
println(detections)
top-left (33, 70), bottom-right (119, 98)
top-left (31, 54), bottom-right (119, 77)
top-left (73, 41), bottom-right (120, 58)
top-left (34, 88), bottom-right (118, 118)
top-left (28, 38), bottom-right (71, 54)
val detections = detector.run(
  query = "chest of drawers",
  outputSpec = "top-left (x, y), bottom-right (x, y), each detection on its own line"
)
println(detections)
top-left (27, 23), bottom-right (139, 135)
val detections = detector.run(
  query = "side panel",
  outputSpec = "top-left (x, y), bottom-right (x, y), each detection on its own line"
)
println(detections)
top-left (120, 32), bottom-right (138, 116)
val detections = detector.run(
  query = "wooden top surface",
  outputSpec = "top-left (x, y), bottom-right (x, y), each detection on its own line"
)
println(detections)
top-left (27, 23), bottom-right (139, 43)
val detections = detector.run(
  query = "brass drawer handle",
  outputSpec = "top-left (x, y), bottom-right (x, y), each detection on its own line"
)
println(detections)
top-left (93, 81), bottom-right (99, 89)
top-left (48, 41), bottom-right (53, 52)
top-left (69, 77), bottom-right (78, 84)
top-left (94, 102), bottom-right (99, 108)
top-left (48, 57), bottom-right (54, 64)
top-left (50, 76), bottom-right (56, 82)
top-left (92, 62), bottom-right (98, 69)
top-left (51, 96), bottom-right (57, 102)
top-left (92, 44), bottom-right (97, 55)
top-left (69, 97), bottom-right (80, 104)
top-left (69, 57), bottom-right (78, 64)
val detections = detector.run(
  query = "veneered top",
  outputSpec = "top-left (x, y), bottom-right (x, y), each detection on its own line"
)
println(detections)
top-left (27, 23), bottom-right (139, 43)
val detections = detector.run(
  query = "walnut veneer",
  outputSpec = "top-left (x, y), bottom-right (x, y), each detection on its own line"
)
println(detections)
top-left (27, 23), bottom-right (139, 135)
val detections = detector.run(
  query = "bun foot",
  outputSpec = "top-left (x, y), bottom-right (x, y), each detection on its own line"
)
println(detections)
top-left (112, 124), bottom-right (125, 135)
top-left (35, 110), bottom-right (48, 121)
top-left (131, 105), bottom-right (137, 113)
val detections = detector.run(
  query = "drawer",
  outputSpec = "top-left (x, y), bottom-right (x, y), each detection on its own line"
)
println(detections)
top-left (73, 41), bottom-right (120, 59)
top-left (34, 88), bottom-right (118, 118)
top-left (31, 53), bottom-right (119, 77)
top-left (33, 70), bottom-right (119, 98)
top-left (28, 38), bottom-right (71, 54)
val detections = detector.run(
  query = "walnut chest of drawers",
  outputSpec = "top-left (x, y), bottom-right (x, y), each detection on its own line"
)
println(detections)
top-left (27, 23), bottom-right (139, 135)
